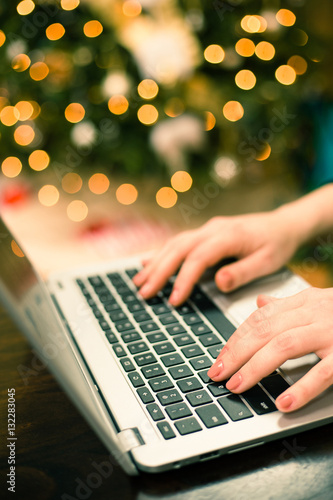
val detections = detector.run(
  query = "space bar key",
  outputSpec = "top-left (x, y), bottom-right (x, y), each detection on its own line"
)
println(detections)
top-left (195, 295), bottom-right (236, 341)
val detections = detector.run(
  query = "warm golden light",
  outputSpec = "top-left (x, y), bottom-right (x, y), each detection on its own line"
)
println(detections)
top-left (88, 173), bottom-right (110, 194)
top-left (0, 97), bottom-right (9, 112)
top-left (67, 200), bottom-right (88, 222)
top-left (14, 125), bottom-right (35, 145)
top-left (137, 104), bottom-right (158, 125)
top-left (15, 101), bottom-right (34, 121)
top-left (235, 38), bottom-right (255, 57)
top-left (204, 44), bottom-right (225, 64)
top-left (171, 171), bottom-right (193, 193)
top-left (62, 173), bottom-right (83, 194)
top-left (255, 41), bottom-right (275, 61)
top-left (156, 187), bottom-right (177, 208)
top-left (46, 23), bottom-right (65, 41)
top-left (287, 55), bottom-right (308, 75)
top-left (205, 111), bottom-right (216, 131)
top-left (61, 0), bottom-right (80, 10)
top-left (241, 15), bottom-right (266, 33)
top-left (223, 101), bottom-right (244, 122)
top-left (83, 20), bottom-right (103, 38)
top-left (65, 102), bottom-right (85, 123)
top-left (138, 79), bottom-right (159, 99)
top-left (11, 240), bottom-right (25, 258)
top-left (12, 54), bottom-right (31, 72)
top-left (116, 184), bottom-right (138, 205)
top-left (108, 95), bottom-right (129, 115)
top-left (29, 62), bottom-right (49, 81)
top-left (276, 9), bottom-right (296, 27)
top-left (1, 157), bottom-right (22, 178)
top-left (275, 65), bottom-right (296, 85)
top-left (123, 0), bottom-right (142, 17)
top-left (235, 70), bottom-right (256, 90)
top-left (0, 30), bottom-right (6, 48)
top-left (0, 106), bottom-right (20, 126)
top-left (17, 0), bottom-right (35, 15)
top-left (38, 185), bottom-right (60, 207)
top-left (30, 101), bottom-right (41, 119)
top-left (256, 144), bottom-right (271, 161)
top-left (28, 150), bottom-right (50, 171)
top-left (164, 98), bottom-right (184, 118)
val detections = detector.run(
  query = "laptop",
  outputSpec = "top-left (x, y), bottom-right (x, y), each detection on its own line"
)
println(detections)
top-left (1, 215), bottom-right (332, 475)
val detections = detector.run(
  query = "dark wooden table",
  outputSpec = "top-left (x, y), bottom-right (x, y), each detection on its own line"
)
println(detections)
top-left (1, 268), bottom-right (333, 500)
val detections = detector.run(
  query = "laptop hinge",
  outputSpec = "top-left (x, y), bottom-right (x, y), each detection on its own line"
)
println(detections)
top-left (118, 428), bottom-right (144, 452)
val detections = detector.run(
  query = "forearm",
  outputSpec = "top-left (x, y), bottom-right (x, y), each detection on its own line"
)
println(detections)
top-left (274, 183), bottom-right (333, 246)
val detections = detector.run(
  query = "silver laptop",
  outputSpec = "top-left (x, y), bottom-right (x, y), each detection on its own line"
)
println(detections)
top-left (1, 215), bottom-right (332, 475)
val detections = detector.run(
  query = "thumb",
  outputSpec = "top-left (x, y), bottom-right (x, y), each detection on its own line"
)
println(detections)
top-left (256, 294), bottom-right (278, 308)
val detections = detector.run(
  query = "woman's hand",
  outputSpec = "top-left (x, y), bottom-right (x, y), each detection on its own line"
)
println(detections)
top-left (134, 211), bottom-right (302, 306)
top-left (207, 288), bottom-right (333, 412)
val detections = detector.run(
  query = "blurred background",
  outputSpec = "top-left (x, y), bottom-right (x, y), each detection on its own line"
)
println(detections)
top-left (0, 0), bottom-right (333, 278)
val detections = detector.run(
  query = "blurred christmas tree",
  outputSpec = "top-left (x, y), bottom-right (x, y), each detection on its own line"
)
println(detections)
top-left (0, 0), bottom-right (332, 206)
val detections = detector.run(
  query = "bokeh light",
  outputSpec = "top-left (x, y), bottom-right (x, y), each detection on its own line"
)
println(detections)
top-left (62, 173), bottom-right (83, 193)
top-left (205, 111), bottom-right (216, 131)
top-left (287, 55), bottom-right (308, 75)
top-left (116, 184), bottom-right (138, 205)
top-left (61, 0), bottom-right (80, 10)
top-left (17, 0), bottom-right (35, 15)
top-left (108, 95), bottom-right (129, 115)
top-left (11, 240), bottom-right (25, 258)
top-left (83, 20), bottom-right (103, 38)
top-left (29, 62), bottom-right (49, 81)
top-left (137, 105), bottom-right (158, 125)
top-left (241, 15), bottom-right (266, 33)
top-left (28, 150), bottom-right (50, 171)
top-left (0, 30), bottom-right (6, 48)
top-left (235, 69), bottom-right (256, 90)
top-left (164, 98), bottom-right (184, 118)
top-left (88, 173), bottom-right (110, 194)
top-left (171, 171), bottom-right (193, 192)
top-left (67, 200), bottom-right (88, 221)
top-left (15, 101), bottom-right (34, 121)
top-left (275, 65), bottom-right (296, 85)
top-left (255, 41), bottom-right (275, 61)
top-left (14, 125), bottom-right (35, 145)
top-left (223, 101), bottom-right (244, 121)
top-left (46, 23), bottom-right (66, 41)
top-left (235, 38), bottom-right (255, 57)
top-left (123, 0), bottom-right (142, 17)
top-left (276, 9), bottom-right (296, 27)
top-left (1, 157), bottom-right (22, 178)
top-left (138, 79), bottom-right (159, 99)
top-left (204, 44), bottom-right (225, 64)
top-left (12, 54), bottom-right (31, 72)
top-left (156, 187), bottom-right (178, 208)
top-left (38, 185), bottom-right (60, 207)
top-left (256, 144), bottom-right (271, 161)
top-left (65, 103), bottom-right (85, 123)
top-left (0, 106), bottom-right (20, 126)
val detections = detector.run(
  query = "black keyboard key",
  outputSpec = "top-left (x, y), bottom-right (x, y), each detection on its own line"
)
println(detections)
top-left (191, 323), bottom-right (212, 336)
top-left (166, 402), bottom-right (192, 420)
top-left (166, 324), bottom-right (186, 335)
top-left (134, 353), bottom-right (157, 366)
top-left (105, 331), bottom-right (118, 344)
top-left (242, 385), bottom-right (277, 414)
top-left (120, 358), bottom-right (135, 372)
top-left (260, 374), bottom-right (290, 400)
top-left (183, 313), bottom-right (202, 326)
top-left (112, 344), bottom-right (127, 357)
top-left (137, 387), bottom-right (154, 404)
top-left (207, 345), bottom-right (224, 359)
top-left (218, 394), bottom-right (253, 421)
top-left (151, 304), bottom-right (171, 315)
top-left (199, 333), bottom-right (221, 347)
top-left (109, 310), bottom-right (128, 322)
top-left (157, 388), bottom-right (183, 406)
top-left (141, 364), bottom-right (165, 379)
top-left (125, 268), bottom-right (139, 279)
top-left (121, 331), bottom-right (141, 343)
top-left (140, 321), bottom-right (159, 333)
top-left (190, 356), bottom-right (212, 371)
top-left (146, 332), bottom-right (167, 343)
top-left (99, 319), bottom-right (111, 331)
top-left (198, 370), bottom-right (211, 384)
top-left (127, 302), bottom-right (144, 313)
top-left (115, 320), bottom-right (135, 332)
top-left (176, 303), bottom-right (195, 315)
top-left (175, 417), bottom-right (201, 435)
top-left (107, 272), bottom-right (124, 285)
top-left (154, 342), bottom-right (176, 355)
top-left (92, 307), bottom-right (104, 319)
top-left (88, 276), bottom-right (104, 288)
top-left (147, 403), bottom-right (164, 421)
top-left (177, 377), bottom-right (202, 393)
top-left (194, 293), bottom-right (236, 341)
top-left (98, 292), bottom-right (115, 304)
top-left (116, 285), bottom-right (131, 296)
top-left (182, 345), bottom-right (204, 359)
top-left (174, 334), bottom-right (195, 347)
top-left (133, 311), bottom-right (152, 323)
top-left (207, 381), bottom-right (230, 397)
top-left (157, 421), bottom-right (176, 439)
top-left (169, 365), bottom-right (193, 380)
top-left (160, 282), bottom-right (174, 297)
top-left (196, 404), bottom-right (228, 428)
top-left (128, 341), bottom-right (149, 354)
top-left (186, 390), bottom-right (213, 407)
top-left (128, 372), bottom-right (145, 387)
top-left (161, 353), bottom-right (184, 367)
top-left (159, 314), bottom-right (178, 325)
top-left (122, 293), bottom-right (138, 304)
top-left (149, 376), bottom-right (174, 392)
top-left (104, 302), bottom-right (121, 313)
top-left (146, 295), bottom-right (163, 306)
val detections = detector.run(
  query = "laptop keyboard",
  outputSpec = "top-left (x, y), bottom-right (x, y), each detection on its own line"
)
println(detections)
top-left (76, 269), bottom-right (290, 440)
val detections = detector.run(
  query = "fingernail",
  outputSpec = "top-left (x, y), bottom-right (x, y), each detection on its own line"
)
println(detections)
top-left (276, 393), bottom-right (295, 410)
top-left (207, 360), bottom-right (224, 380)
top-left (139, 283), bottom-right (152, 298)
top-left (169, 289), bottom-right (180, 306)
top-left (226, 372), bottom-right (242, 391)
